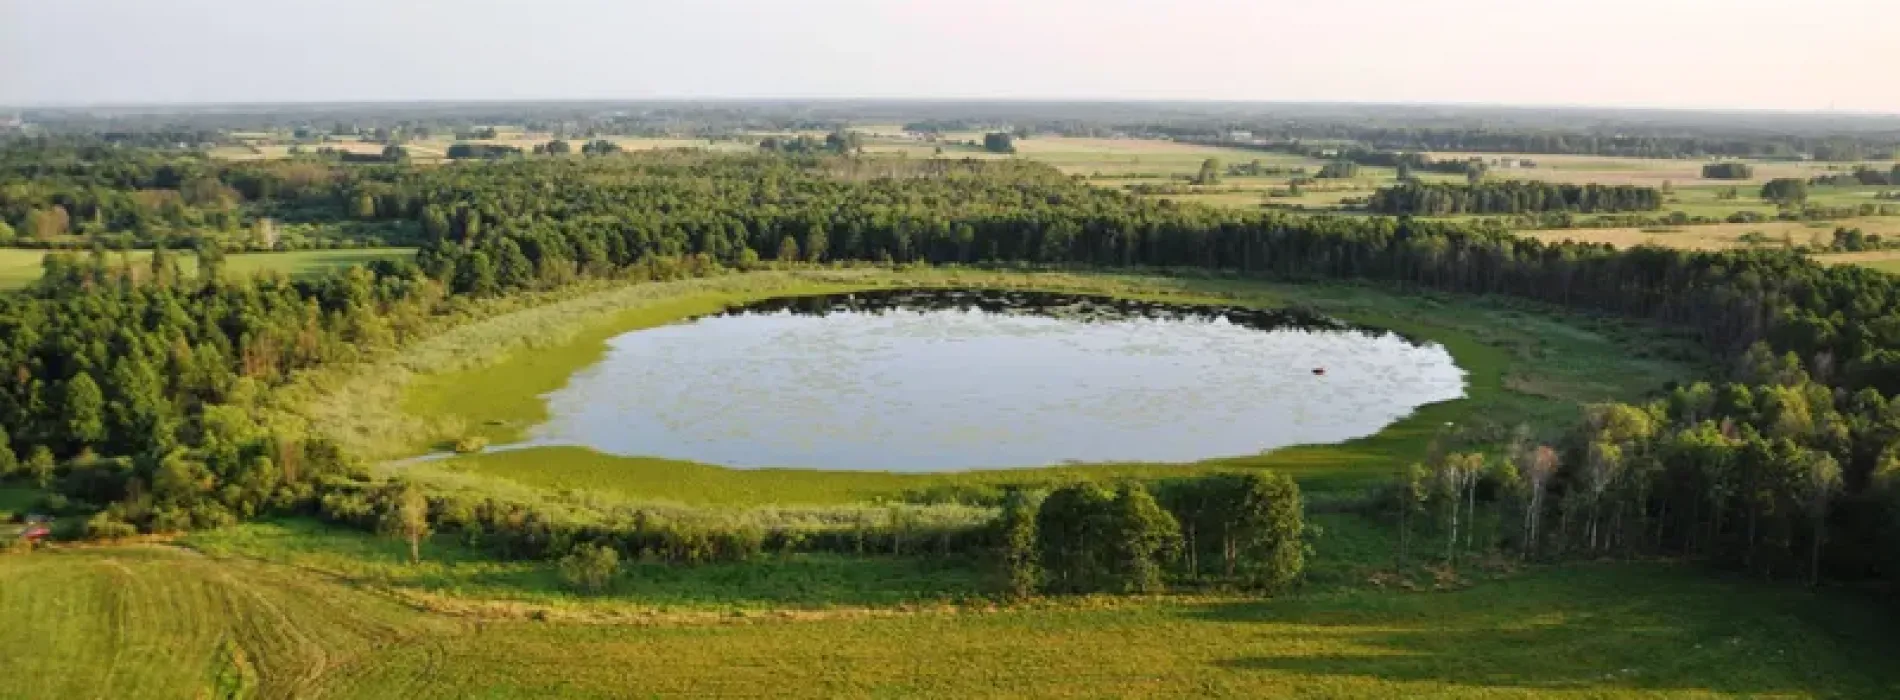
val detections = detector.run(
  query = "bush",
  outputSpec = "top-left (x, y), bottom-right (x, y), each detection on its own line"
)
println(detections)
top-left (84, 512), bottom-right (138, 540)
top-left (558, 543), bottom-right (621, 593)
top-left (453, 436), bottom-right (489, 454)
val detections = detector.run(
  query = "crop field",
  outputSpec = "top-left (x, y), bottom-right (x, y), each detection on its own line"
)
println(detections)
top-left (0, 247), bottom-right (416, 290)
top-left (353, 269), bottom-right (1702, 507)
top-left (5, 539), bottom-right (1896, 699)
top-left (1525, 218), bottom-right (1900, 252)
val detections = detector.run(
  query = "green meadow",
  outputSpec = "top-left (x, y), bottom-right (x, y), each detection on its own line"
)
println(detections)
top-left (0, 247), bottom-right (416, 290)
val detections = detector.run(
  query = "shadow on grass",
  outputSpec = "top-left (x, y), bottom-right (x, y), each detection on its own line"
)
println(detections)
top-left (1186, 563), bottom-right (1900, 697)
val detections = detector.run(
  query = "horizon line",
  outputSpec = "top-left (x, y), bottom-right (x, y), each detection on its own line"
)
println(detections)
top-left (5, 96), bottom-right (1897, 120)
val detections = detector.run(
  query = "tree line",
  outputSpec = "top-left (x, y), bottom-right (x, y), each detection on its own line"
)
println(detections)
top-left (999, 473), bottom-right (1304, 596)
top-left (1389, 344), bottom-right (1900, 586)
top-left (1366, 181), bottom-right (1664, 215)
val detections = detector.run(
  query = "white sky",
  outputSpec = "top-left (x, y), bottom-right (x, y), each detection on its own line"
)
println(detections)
top-left (2, 0), bottom-right (1893, 112)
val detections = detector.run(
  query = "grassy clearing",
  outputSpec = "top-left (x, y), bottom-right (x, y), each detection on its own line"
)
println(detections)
top-left (6, 540), bottom-right (1895, 699)
top-left (361, 269), bottom-right (1697, 506)
top-left (1816, 250), bottom-right (1900, 273)
top-left (0, 247), bottom-right (416, 290)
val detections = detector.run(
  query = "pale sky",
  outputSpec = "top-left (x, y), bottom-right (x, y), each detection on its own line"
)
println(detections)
top-left (2, 0), bottom-right (1893, 112)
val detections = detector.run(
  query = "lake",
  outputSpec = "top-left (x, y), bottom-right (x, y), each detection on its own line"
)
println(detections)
top-left (526, 289), bottom-right (1466, 472)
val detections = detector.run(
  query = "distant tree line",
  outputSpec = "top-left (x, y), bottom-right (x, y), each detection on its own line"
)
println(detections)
top-left (1809, 165), bottom-right (1900, 187)
top-left (1366, 181), bottom-right (1664, 215)
top-left (1702, 163), bottom-right (1755, 180)
top-left (444, 143), bottom-right (523, 159)
top-left (1171, 125), bottom-right (1899, 161)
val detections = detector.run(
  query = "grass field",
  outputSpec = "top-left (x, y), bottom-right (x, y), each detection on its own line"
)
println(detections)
top-left (355, 269), bottom-right (1700, 506)
top-left (5, 540), bottom-right (1896, 699)
top-left (1525, 219), bottom-right (1900, 252)
top-left (1815, 250), bottom-right (1900, 273)
top-left (0, 247), bottom-right (415, 290)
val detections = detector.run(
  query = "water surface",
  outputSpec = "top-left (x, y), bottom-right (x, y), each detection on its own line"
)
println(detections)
top-left (530, 289), bottom-right (1465, 471)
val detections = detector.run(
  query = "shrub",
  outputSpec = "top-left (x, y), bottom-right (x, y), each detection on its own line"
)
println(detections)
top-left (84, 512), bottom-right (138, 540)
top-left (558, 543), bottom-right (621, 593)
top-left (453, 436), bottom-right (489, 454)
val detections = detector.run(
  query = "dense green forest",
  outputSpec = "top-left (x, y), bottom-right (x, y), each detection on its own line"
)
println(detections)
top-left (6, 143), bottom-right (1900, 596)
top-left (1365, 181), bottom-right (1664, 215)
top-left (0, 138), bottom-right (419, 249)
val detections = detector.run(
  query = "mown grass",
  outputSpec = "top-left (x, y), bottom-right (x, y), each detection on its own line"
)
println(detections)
top-left (0, 545), bottom-right (456, 699)
top-left (0, 247), bottom-right (416, 290)
top-left (382, 269), bottom-right (1696, 506)
top-left (7, 539), bottom-right (1896, 699)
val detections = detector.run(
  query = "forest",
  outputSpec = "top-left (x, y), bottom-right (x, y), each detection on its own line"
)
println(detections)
top-left (1365, 180), bottom-right (1665, 215)
top-left (5, 139), bottom-right (1900, 601)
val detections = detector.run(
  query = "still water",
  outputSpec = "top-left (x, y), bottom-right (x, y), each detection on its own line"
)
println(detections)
top-left (528, 289), bottom-right (1466, 472)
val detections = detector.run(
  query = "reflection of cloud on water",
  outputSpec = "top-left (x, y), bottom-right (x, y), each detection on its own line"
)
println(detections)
top-left (537, 302), bottom-right (1467, 471)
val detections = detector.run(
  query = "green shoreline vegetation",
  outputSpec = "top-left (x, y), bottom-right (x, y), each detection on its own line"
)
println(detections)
top-left (384, 269), bottom-right (1697, 506)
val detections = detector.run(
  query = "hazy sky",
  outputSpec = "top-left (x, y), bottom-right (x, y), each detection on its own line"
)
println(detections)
top-left (3, 0), bottom-right (1892, 111)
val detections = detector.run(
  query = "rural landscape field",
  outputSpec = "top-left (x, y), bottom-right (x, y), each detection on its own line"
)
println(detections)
top-left (7, 2), bottom-right (1900, 698)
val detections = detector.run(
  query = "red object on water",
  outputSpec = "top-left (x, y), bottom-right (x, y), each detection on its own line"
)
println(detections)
top-left (1312, 368), bottom-right (1326, 375)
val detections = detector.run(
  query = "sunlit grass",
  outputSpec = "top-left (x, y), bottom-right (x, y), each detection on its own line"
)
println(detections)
top-left (8, 537), bottom-right (1896, 699)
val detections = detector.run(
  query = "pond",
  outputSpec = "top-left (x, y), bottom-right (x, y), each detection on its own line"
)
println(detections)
top-left (523, 289), bottom-right (1466, 472)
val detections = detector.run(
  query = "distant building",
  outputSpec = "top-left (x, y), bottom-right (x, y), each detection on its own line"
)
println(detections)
top-left (1227, 130), bottom-right (1253, 141)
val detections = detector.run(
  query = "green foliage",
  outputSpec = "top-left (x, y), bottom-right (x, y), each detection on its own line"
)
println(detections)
top-left (982, 132), bottom-right (1015, 154)
top-left (0, 426), bottom-right (18, 479)
top-left (1761, 178), bottom-right (1810, 206)
top-left (23, 447), bottom-right (55, 488)
top-left (60, 373), bottom-right (106, 453)
top-left (1702, 162), bottom-right (1755, 179)
top-left (1035, 483), bottom-right (1115, 593)
top-left (1193, 158), bottom-right (1221, 185)
top-left (377, 481), bottom-right (432, 564)
top-left (1315, 161), bottom-right (1359, 179)
top-left (1369, 180), bottom-right (1664, 215)
top-left (556, 542), bottom-right (620, 593)
top-left (993, 489), bottom-right (1041, 599)
top-left (1107, 483), bottom-right (1183, 593)
top-left (83, 511), bottom-right (138, 540)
